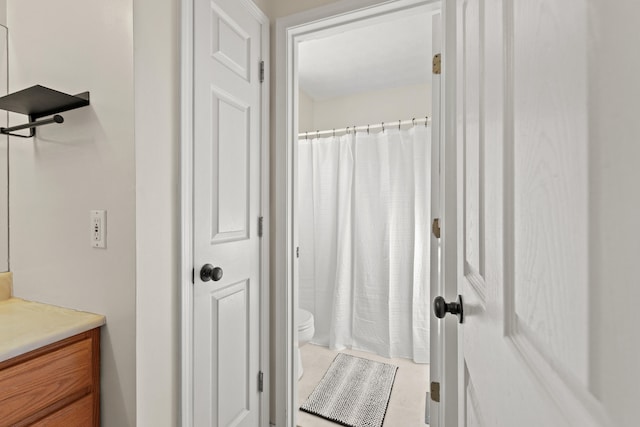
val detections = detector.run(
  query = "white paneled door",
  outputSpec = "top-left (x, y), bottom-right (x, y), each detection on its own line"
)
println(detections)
top-left (192, 0), bottom-right (265, 425)
top-left (444, 0), bottom-right (622, 425)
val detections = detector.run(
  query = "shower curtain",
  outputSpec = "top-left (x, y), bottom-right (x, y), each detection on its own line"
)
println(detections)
top-left (298, 125), bottom-right (431, 363)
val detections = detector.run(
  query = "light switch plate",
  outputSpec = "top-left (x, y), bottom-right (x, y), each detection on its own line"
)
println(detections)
top-left (90, 210), bottom-right (106, 248)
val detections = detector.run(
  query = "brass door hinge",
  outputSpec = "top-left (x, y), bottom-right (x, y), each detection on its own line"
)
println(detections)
top-left (431, 381), bottom-right (440, 402)
top-left (258, 371), bottom-right (264, 392)
top-left (433, 53), bottom-right (441, 75)
top-left (432, 218), bottom-right (441, 239)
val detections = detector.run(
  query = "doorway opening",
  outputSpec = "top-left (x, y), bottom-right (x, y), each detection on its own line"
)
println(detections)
top-left (296, 9), bottom-right (436, 426)
top-left (273, 1), bottom-right (442, 425)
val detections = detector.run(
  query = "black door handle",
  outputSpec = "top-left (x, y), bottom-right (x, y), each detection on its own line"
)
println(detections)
top-left (200, 264), bottom-right (223, 282)
top-left (433, 295), bottom-right (464, 323)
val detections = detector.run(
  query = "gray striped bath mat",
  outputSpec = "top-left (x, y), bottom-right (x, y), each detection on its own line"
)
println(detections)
top-left (300, 353), bottom-right (398, 427)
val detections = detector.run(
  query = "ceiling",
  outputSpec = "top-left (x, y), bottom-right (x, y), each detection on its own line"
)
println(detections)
top-left (298, 11), bottom-right (432, 101)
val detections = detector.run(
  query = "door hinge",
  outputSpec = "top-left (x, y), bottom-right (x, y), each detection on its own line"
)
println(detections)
top-left (431, 381), bottom-right (440, 402)
top-left (258, 371), bottom-right (264, 392)
top-left (432, 218), bottom-right (441, 239)
top-left (258, 216), bottom-right (264, 237)
top-left (432, 53), bottom-right (441, 75)
top-left (296, 246), bottom-right (300, 258)
top-left (259, 61), bottom-right (265, 83)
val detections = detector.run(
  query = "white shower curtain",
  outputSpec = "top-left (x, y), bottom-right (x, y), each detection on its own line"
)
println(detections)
top-left (298, 126), bottom-right (431, 363)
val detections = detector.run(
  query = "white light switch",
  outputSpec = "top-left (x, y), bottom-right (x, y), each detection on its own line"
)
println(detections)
top-left (90, 210), bottom-right (106, 248)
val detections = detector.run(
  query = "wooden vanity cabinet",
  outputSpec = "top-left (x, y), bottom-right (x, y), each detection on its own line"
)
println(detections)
top-left (0, 328), bottom-right (100, 427)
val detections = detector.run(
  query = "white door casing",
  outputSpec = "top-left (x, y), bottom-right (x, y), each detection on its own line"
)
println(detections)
top-left (188, 0), bottom-right (268, 425)
top-left (428, 10), bottom-right (443, 427)
top-left (447, 0), bottom-right (635, 425)
top-left (275, 1), bottom-right (443, 425)
top-left (434, 0), bottom-right (460, 424)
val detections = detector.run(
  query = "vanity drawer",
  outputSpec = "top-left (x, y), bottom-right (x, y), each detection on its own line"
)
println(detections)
top-left (0, 330), bottom-right (99, 427)
top-left (31, 394), bottom-right (93, 426)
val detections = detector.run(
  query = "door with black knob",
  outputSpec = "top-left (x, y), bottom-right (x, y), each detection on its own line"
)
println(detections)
top-left (191, 0), bottom-right (267, 425)
top-left (446, 0), bottom-right (617, 425)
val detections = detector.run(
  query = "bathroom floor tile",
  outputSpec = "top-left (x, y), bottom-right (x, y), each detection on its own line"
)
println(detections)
top-left (297, 344), bottom-right (430, 426)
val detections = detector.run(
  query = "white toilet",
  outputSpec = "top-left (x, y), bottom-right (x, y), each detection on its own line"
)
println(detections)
top-left (297, 309), bottom-right (315, 380)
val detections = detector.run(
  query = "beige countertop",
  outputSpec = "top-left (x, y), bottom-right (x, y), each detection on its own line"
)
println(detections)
top-left (0, 273), bottom-right (106, 363)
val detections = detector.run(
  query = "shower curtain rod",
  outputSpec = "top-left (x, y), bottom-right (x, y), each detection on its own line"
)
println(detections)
top-left (298, 116), bottom-right (430, 139)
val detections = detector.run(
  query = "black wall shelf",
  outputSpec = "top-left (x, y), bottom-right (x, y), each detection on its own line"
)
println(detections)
top-left (0, 85), bottom-right (90, 138)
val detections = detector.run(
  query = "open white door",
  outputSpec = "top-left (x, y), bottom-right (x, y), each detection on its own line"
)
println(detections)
top-left (191, 0), bottom-right (267, 425)
top-left (438, 0), bottom-right (640, 426)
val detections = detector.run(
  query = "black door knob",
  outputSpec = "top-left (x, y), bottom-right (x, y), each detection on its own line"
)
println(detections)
top-left (200, 264), bottom-right (223, 282)
top-left (433, 295), bottom-right (464, 323)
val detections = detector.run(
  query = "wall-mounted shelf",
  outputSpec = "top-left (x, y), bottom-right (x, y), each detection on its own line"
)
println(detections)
top-left (0, 85), bottom-right (90, 138)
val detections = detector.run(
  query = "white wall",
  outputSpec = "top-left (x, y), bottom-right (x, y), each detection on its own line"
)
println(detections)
top-left (0, 1), bottom-right (5, 26)
top-left (298, 89), bottom-right (315, 132)
top-left (300, 82), bottom-right (431, 132)
top-left (7, 1), bottom-right (136, 426)
top-left (134, 0), bottom-right (180, 426)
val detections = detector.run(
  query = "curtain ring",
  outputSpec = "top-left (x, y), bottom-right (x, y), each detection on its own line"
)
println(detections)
top-left (425, 116), bottom-right (428, 127)
top-left (346, 126), bottom-right (350, 134)
top-left (333, 128), bottom-right (335, 137)
top-left (305, 131), bottom-right (308, 140)
top-left (381, 122), bottom-right (385, 132)
top-left (316, 130), bottom-right (319, 139)
top-left (412, 118), bottom-right (416, 126)
top-left (367, 125), bottom-right (370, 134)
top-left (398, 119), bottom-right (401, 130)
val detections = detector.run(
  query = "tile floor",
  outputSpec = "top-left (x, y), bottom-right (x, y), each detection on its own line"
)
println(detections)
top-left (297, 344), bottom-right (430, 427)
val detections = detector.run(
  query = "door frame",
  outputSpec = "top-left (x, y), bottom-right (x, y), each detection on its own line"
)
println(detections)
top-left (180, 0), bottom-right (270, 425)
top-left (439, 0), bottom-right (459, 424)
top-left (273, 0), bottom-right (456, 425)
